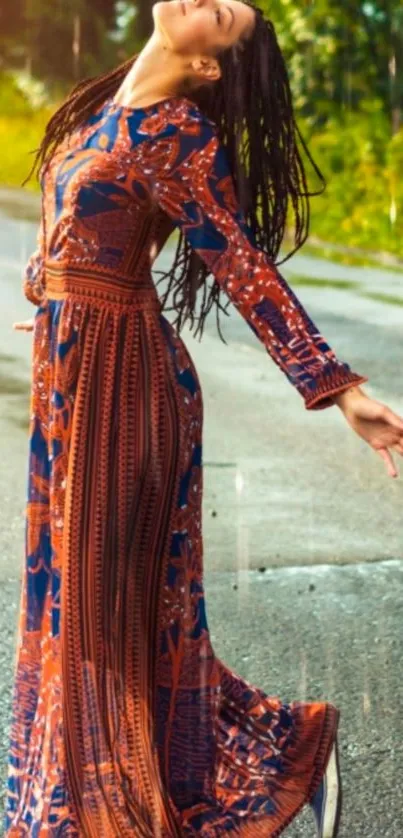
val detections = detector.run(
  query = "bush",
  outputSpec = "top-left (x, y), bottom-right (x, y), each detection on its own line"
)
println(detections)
top-left (0, 71), bottom-right (53, 191)
top-left (301, 101), bottom-right (402, 255)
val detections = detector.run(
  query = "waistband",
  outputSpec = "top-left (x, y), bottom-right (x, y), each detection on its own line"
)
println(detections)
top-left (43, 259), bottom-right (162, 312)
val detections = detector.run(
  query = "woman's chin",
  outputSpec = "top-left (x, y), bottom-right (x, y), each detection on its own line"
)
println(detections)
top-left (153, 0), bottom-right (172, 19)
top-left (152, 3), bottom-right (177, 47)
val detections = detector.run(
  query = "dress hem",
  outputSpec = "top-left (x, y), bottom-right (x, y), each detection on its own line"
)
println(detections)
top-left (223, 701), bottom-right (340, 838)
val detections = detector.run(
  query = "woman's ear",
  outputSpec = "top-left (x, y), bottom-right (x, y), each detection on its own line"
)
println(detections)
top-left (191, 55), bottom-right (221, 83)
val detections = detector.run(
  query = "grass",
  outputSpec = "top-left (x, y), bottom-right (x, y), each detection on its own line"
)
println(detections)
top-left (359, 291), bottom-right (403, 307)
top-left (0, 353), bottom-right (21, 365)
top-left (285, 273), bottom-right (403, 308)
top-left (0, 373), bottom-right (29, 396)
top-left (283, 274), bottom-right (360, 291)
top-left (295, 241), bottom-right (403, 275)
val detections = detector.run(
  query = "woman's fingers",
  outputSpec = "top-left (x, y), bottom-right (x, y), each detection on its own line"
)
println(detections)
top-left (376, 447), bottom-right (398, 478)
top-left (12, 320), bottom-right (34, 331)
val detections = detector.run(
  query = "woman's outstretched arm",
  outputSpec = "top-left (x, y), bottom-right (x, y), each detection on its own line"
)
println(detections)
top-left (141, 107), bottom-right (368, 411)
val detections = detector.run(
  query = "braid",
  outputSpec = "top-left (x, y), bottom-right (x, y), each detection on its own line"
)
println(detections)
top-left (22, 3), bottom-right (326, 344)
top-left (21, 57), bottom-right (136, 185)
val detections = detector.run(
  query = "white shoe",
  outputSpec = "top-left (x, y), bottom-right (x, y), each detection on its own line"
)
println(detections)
top-left (309, 735), bottom-right (342, 837)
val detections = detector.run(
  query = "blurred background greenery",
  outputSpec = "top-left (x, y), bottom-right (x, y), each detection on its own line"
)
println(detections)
top-left (0, 0), bottom-right (402, 259)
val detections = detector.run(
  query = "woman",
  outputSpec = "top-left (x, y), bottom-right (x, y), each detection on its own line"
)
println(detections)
top-left (6, 1), bottom-right (403, 836)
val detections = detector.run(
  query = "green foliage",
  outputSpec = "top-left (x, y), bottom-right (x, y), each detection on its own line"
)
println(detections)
top-left (0, 72), bottom-right (53, 190)
top-left (0, 71), bottom-right (36, 117)
top-left (304, 102), bottom-right (403, 254)
top-left (0, 112), bottom-right (50, 190)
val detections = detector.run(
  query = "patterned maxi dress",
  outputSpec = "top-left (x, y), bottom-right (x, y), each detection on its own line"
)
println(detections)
top-left (4, 94), bottom-right (368, 838)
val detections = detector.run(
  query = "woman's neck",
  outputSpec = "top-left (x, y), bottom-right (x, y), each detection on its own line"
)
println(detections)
top-left (113, 32), bottom-right (184, 108)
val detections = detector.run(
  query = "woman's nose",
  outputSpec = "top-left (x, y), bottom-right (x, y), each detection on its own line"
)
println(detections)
top-left (187, 0), bottom-right (216, 11)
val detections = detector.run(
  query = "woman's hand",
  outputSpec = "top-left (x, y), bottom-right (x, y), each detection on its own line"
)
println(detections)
top-left (12, 318), bottom-right (34, 331)
top-left (332, 386), bottom-right (403, 478)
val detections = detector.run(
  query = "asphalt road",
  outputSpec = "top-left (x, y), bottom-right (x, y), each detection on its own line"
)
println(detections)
top-left (1, 190), bottom-right (403, 836)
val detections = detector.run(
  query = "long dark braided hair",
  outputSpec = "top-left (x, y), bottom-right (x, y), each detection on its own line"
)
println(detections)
top-left (22, 2), bottom-right (326, 342)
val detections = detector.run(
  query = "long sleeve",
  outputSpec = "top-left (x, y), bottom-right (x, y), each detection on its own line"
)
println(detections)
top-left (141, 108), bottom-right (368, 410)
top-left (23, 212), bottom-right (46, 306)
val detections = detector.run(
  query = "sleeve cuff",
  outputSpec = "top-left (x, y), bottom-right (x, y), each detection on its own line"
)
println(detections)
top-left (302, 370), bottom-right (369, 411)
top-left (23, 279), bottom-right (45, 306)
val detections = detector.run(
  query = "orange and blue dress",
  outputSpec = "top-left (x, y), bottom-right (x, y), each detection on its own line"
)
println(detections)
top-left (4, 94), bottom-right (368, 837)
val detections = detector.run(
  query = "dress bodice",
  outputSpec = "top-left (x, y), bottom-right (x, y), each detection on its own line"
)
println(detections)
top-left (39, 96), bottom-right (196, 278)
top-left (23, 93), bottom-right (368, 411)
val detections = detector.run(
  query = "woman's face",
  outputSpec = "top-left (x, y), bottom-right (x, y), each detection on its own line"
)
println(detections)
top-left (153, 0), bottom-right (256, 56)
